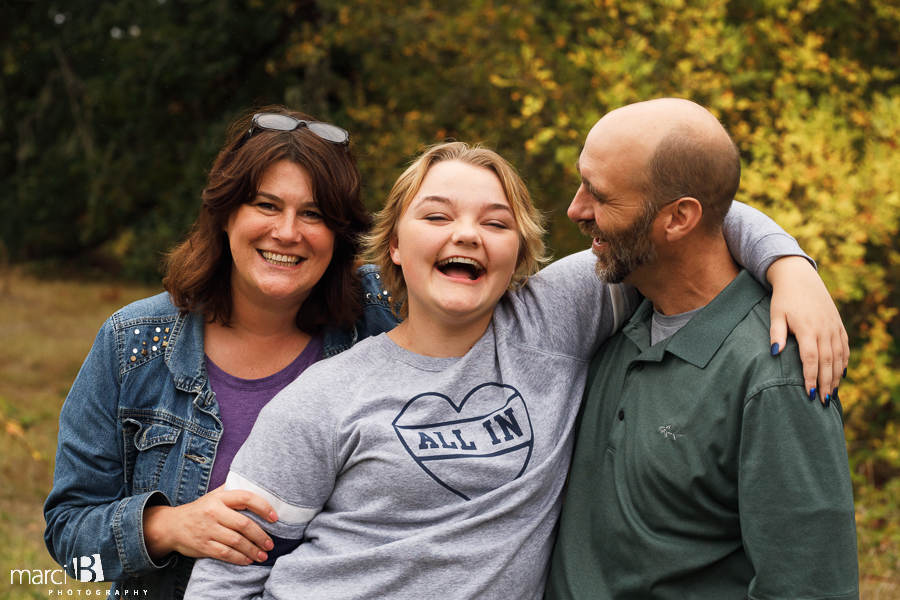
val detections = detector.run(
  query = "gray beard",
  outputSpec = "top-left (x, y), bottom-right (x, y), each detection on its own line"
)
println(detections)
top-left (580, 205), bottom-right (658, 284)
top-left (592, 232), bottom-right (656, 284)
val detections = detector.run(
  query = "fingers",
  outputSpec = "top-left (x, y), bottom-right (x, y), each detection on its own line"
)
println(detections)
top-left (816, 333), bottom-right (834, 407)
top-left (827, 326), bottom-right (845, 402)
top-left (841, 321), bottom-right (850, 377)
top-left (766, 256), bottom-right (848, 407)
top-left (217, 503), bottom-right (275, 561)
top-left (769, 314), bottom-right (788, 357)
top-left (819, 314), bottom-right (846, 407)
top-left (206, 543), bottom-right (253, 566)
top-left (221, 489), bottom-right (278, 523)
top-left (785, 315), bottom-right (847, 408)
top-left (796, 332), bottom-right (822, 405)
top-left (204, 523), bottom-right (265, 566)
top-left (165, 493), bottom-right (275, 563)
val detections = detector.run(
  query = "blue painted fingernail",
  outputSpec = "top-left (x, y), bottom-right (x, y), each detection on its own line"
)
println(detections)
top-left (809, 387), bottom-right (817, 401)
top-left (843, 367), bottom-right (847, 379)
top-left (770, 343), bottom-right (779, 356)
top-left (824, 394), bottom-right (831, 408)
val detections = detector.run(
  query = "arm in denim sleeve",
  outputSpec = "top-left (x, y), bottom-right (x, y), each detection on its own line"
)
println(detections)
top-left (722, 201), bottom-right (815, 290)
top-left (43, 315), bottom-right (171, 580)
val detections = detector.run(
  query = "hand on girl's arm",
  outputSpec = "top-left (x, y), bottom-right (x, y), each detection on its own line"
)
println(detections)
top-left (142, 486), bottom-right (277, 565)
top-left (767, 256), bottom-right (849, 405)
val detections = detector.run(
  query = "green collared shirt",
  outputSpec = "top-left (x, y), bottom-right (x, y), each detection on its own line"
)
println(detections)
top-left (547, 271), bottom-right (858, 600)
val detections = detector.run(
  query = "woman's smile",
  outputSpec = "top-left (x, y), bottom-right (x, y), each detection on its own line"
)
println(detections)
top-left (259, 249), bottom-right (303, 267)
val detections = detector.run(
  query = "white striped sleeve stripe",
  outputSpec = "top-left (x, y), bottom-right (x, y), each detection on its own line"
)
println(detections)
top-left (225, 472), bottom-right (321, 525)
top-left (610, 284), bottom-right (628, 333)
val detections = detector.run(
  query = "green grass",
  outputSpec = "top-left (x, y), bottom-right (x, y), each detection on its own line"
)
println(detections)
top-left (0, 272), bottom-right (158, 599)
top-left (0, 269), bottom-right (897, 598)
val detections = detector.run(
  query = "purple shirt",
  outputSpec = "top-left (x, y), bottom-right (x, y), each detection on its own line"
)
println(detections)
top-left (206, 334), bottom-right (324, 491)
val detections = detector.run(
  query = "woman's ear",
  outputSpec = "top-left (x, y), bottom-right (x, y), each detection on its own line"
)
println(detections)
top-left (389, 236), bottom-right (402, 266)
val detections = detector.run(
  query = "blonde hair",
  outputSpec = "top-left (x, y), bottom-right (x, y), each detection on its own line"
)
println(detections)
top-left (363, 142), bottom-right (548, 317)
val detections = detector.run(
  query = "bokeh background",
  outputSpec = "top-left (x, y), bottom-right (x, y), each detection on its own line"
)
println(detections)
top-left (1, 0), bottom-right (898, 597)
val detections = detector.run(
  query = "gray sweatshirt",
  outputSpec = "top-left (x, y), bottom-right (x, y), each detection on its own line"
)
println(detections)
top-left (185, 202), bottom-right (808, 600)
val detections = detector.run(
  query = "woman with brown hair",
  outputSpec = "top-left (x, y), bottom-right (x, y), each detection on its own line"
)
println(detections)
top-left (43, 107), bottom-right (398, 599)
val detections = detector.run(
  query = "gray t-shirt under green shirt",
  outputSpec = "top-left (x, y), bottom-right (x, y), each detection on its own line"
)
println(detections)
top-left (650, 304), bottom-right (704, 345)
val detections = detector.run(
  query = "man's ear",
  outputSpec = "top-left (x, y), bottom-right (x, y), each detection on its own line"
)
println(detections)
top-left (661, 197), bottom-right (702, 242)
top-left (389, 236), bottom-right (402, 266)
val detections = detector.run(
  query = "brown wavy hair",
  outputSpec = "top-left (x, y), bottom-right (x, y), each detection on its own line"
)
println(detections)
top-left (363, 141), bottom-right (548, 318)
top-left (163, 106), bottom-right (370, 331)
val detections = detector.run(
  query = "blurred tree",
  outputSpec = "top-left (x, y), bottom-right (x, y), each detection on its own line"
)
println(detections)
top-left (1, 0), bottom-right (314, 277)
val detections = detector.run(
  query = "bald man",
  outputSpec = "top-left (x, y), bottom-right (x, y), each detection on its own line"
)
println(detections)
top-left (545, 100), bottom-right (859, 600)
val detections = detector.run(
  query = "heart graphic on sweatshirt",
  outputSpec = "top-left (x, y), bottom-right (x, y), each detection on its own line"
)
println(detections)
top-left (392, 382), bottom-right (533, 501)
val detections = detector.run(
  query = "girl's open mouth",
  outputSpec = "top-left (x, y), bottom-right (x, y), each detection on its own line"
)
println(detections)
top-left (436, 257), bottom-right (485, 281)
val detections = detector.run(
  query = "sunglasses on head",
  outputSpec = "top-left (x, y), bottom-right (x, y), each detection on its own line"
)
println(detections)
top-left (240, 113), bottom-right (350, 151)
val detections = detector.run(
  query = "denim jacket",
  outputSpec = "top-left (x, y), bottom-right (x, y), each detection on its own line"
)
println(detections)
top-left (44, 266), bottom-right (398, 599)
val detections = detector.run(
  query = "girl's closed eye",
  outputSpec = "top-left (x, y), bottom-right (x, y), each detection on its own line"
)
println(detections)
top-left (424, 214), bottom-right (450, 223)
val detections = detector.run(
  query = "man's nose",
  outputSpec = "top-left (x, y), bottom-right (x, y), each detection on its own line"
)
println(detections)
top-left (567, 185), bottom-right (594, 223)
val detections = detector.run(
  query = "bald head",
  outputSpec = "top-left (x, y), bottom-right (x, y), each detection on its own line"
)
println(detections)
top-left (587, 98), bottom-right (740, 231)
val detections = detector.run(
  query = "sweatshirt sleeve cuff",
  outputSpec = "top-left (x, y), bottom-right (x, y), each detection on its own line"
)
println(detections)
top-left (750, 233), bottom-right (817, 291)
top-left (113, 491), bottom-right (174, 578)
